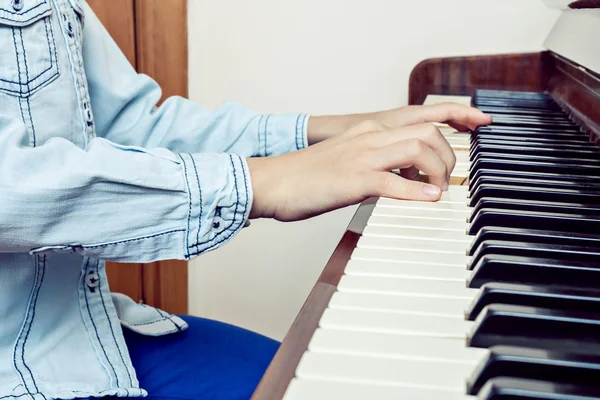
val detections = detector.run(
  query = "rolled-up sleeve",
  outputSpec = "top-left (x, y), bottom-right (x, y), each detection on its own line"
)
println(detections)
top-left (82, 2), bottom-right (309, 158)
top-left (0, 116), bottom-right (250, 263)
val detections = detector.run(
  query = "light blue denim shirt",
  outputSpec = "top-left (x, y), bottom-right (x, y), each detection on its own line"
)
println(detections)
top-left (0, 0), bottom-right (309, 398)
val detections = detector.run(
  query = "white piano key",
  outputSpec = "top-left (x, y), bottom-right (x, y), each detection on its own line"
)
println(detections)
top-left (344, 259), bottom-right (470, 280)
top-left (366, 215), bottom-right (467, 231)
top-left (319, 308), bottom-right (471, 338)
top-left (351, 247), bottom-right (469, 266)
top-left (284, 378), bottom-right (474, 400)
top-left (375, 198), bottom-right (470, 211)
top-left (424, 94), bottom-right (472, 106)
top-left (371, 206), bottom-right (469, 219)
top-left (378, 186), bottom-right (468, 206)
top-left (363, 225), bottom-right (473, 243)
top-left (295, 352), bottom-right (472, 390)
top-left (308, 328), bottom-right (485, 363)
top-left (328, 291), bottom-right (472, 317)
top-left (337, 275), bottom-right (475, 299)
top-left (357, 236), bottom-right (466, 254)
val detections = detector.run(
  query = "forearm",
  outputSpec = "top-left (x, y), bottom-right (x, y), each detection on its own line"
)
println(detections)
top-left (0, 116), bottom-right (250, 262)
top-left (307, 111), bottom-right (383, 145)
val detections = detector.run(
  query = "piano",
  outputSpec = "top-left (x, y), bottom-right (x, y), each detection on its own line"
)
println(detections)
top-left (252, 3), bottom-right (600, 399)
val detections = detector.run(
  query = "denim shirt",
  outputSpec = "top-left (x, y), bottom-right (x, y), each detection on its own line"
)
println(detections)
top-left (0, 0), bottom-right (309, 398)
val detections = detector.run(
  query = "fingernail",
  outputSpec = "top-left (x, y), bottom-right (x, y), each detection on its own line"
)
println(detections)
top-left (423, 184), bottom-right (441, 197)
top-left (443, 181), bottom-right (449, 191)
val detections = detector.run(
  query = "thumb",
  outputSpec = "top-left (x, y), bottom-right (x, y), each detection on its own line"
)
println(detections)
top-left (372, 172), bottom-right (442, 201)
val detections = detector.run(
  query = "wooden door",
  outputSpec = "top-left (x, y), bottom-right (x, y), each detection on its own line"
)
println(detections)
top-left (87, 0), bottom-right (188, 314)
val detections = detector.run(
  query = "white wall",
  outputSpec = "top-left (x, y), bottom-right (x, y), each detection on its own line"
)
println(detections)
top-left (187, 0), bottom-right (560, 340)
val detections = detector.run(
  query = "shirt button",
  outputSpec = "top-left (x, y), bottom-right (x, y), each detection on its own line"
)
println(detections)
top-left (86, 272), bottom-right (99, 291)
top-left (12, 0), bottom-right (24, 11)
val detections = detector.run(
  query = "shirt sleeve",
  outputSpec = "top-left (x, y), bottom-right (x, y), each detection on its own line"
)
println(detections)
top-left (81, 2), bottom-right (309, 158)
top-left (0, 115), bottom-right (250, 263)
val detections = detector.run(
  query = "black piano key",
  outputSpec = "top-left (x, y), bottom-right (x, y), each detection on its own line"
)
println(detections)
top-left (488, 118), bottom-right (577, 129)
top-left (473, 89), bottom-right (555, 101)
top-left (468, 241), bottom-right (600, 268)
top-left (477, 377), bottom-right (600, 400)
top-left (468, 198), bottom-right (600, 221)
top-left (478, 104), bottom-right (566, 115)
top-left (468, 159), bottom-right (600, 180)
top-left (465, 283), bottom-right (600, 321)
top-left (467, 227), bottom-right (600, 256)
top-left (469, 169), bottom-right (600, 187)
top-left (469, 176), bottom-right (600, 193)
top-left (467, 304), bottom-right (600, 354)
top-left (467, 185), bottom-right (600, 207)
top-left (467, 254), bottom-right (600, 290)
top-left (474, 126), bottom-right (584, 136)
top-left (472, 128), bottom-right (587, 137)
top-left (469, 144), bottom-right (600, 161)
top-left (468, 208), bottom-right (600, 235)
top-left (471, 137), bottom-right (598, 149)
top-left (470, 152), bottom-right (600, 166)
top-left (467, 345), bottom-right (600, 395)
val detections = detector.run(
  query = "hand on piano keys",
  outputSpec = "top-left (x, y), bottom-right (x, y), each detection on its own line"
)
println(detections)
top-left (274, 90), bottom-right (600, 400)
top-left (247, 99), bottom-right (492, 222)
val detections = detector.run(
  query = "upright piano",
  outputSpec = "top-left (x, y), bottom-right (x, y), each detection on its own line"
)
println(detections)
top-left (252, 3), bottom-right (600, 399)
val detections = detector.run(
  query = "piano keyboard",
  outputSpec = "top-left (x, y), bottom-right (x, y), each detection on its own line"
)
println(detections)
top-left (282, 90), bottom-right (600, 400)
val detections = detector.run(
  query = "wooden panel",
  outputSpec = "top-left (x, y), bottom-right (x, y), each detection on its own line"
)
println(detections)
top-left (134, 0), bottom-right (188, 103)
top-left (408, 52), bottom-right (552, 105)
top-left (142, 260), bottom-right (188, 315)
top-left (86, 0), bottom-right (137, 68)
top-left (251, 283), bottom-right (336, 400)
top-left (548, 53), bottom-right (600, 145)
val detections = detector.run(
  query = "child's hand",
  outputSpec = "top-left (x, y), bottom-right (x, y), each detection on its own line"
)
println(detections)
top-left (246, 121), bottom-right (454, 222)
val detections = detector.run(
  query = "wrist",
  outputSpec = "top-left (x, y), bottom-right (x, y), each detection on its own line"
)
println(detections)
top-left (245, 156), bottom-right (284, 220)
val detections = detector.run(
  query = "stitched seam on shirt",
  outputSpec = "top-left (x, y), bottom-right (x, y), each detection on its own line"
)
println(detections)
top-left (189, 155), bottom-right (249, 255)
top-left (83, 259), bottom-right (120, 387)
top-left (263, 115), bottom-right (271, 157)
top-left (294, 114), bottom-right (302, 150)
top-left (128, 317), bottom-right (168, 327)
top-left (301, 114), bottom-right (307, 148)
top-left (81, 229), bottom-right (186, 249)
top-left (177, 154), bottom-right (192, 258)
top-left (188, 155), bottom-right (202, 247)
top-left (18, 29), bottom-right (36, 147)
top-left (0, 19), bottom-right (55, 86)
top-left (95, 260), bottom-right (134, 387)
top-left (0, 2), bottom-right (45, 15)
top-left (156, 309), bottom-right (182, 332)
top-left (257, 115), bottom-right (265, 156)
top-left (12, 256), bottom-right (43, 395)
top-left (190, 154), bottom-right (241, 248)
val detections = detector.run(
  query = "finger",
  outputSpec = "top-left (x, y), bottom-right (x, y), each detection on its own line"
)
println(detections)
top-left (408, 103), bottom-right (492, 131)
top-left (370, 124), bottom-right (456, 181)
top-left (374, 138), bottom-right (448, 190)
top-left (369, 172), bottom-right (442, 201)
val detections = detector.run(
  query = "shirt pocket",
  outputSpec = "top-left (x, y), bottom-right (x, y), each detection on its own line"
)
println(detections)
top-left (0, 0), bottom-right (59, 98)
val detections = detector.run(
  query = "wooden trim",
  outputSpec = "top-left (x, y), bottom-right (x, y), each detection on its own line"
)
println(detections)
top-left (251, 283), bottom-right (336, 400)
top-left (408, 52), bottom-right (552, 105)
top-left (134, 0), bottom-right (189, 102)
